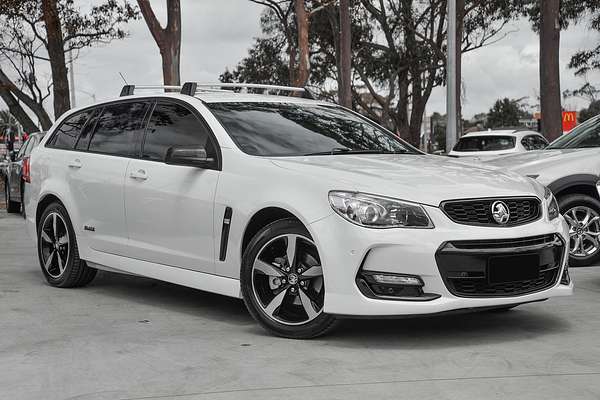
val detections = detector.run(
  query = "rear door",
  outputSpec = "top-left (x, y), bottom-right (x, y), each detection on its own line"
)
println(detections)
top-left (67, 101), bottom-right (150, 255)
top-left (124, 100), bottom-right (220, 273)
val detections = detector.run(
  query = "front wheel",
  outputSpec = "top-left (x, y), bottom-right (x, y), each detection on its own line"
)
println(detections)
top-left (241, 218), bottom-right (338, 339)
top-left (559, 194), bottom-right (600, 267)
top-left (37, 202), bottom-right (97, 287)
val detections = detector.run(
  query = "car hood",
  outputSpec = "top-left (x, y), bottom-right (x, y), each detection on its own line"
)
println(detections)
top-left (482, 148), bottom-right (598, 173)
top-left (270, 154), bottom-right (542, 206)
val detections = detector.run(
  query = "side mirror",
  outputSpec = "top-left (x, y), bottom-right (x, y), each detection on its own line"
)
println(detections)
top-left (165, 146), bottom-right (216, 169)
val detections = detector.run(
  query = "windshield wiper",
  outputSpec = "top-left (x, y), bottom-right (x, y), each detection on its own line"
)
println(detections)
top-left (303, 148), bottom-right (411, 156)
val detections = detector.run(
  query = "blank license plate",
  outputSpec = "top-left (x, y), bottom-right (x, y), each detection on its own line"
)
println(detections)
top-left (488, 254), bottom-right (540, 284)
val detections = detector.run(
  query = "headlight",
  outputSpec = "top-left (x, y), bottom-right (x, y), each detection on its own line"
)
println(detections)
top-left (544, 187), bottom-right (560, 221)
top-left (328, 191), bottom-right (433, 228)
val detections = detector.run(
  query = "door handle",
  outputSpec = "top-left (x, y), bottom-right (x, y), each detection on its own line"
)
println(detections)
top-left (68, 159), bottom-right (82, 169)
top-left (129, 169), bottom-right (148, 181)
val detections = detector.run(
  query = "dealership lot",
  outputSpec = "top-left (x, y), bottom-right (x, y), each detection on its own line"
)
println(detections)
top-left (0, 213), bottom-right (599, 400)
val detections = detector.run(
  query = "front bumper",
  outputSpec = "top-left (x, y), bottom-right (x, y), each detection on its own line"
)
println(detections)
top-left (309, 206), bottom-right (573, 317)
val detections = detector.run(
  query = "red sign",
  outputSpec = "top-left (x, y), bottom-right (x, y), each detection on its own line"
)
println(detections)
top-left (562, 111), bottom-right (577, 132)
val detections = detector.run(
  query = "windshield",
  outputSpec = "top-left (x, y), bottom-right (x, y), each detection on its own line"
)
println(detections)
top-left (207, 102), bottom-right (419, 157)
top-left (453, 135), bottom-right (515, 152)
top-left (547, 115), bottom-right (600, 149)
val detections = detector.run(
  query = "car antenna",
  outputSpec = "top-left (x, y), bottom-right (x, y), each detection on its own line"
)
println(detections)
top-left (118, 72), bottom-right (128, 85)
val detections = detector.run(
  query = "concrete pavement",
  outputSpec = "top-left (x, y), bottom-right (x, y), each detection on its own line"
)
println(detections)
top-left (1, 213), bottom-right (599, 400)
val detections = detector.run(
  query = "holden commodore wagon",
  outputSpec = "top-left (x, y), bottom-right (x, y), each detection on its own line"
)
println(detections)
top-left (25, 83), bottom-right (572, 338)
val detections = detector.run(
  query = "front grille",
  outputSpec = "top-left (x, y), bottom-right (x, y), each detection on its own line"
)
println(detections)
top-left (435, 234), bottom-right (564, 298)
top-left (442, 197), bottom-right (541, 227)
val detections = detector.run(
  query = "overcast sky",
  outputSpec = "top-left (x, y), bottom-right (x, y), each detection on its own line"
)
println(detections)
top-left (10, 1), bottom-right (600, 121)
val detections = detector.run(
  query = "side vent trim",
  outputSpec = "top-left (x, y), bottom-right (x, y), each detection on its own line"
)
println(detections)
top-left (219, 207), bottom-right (233, 261)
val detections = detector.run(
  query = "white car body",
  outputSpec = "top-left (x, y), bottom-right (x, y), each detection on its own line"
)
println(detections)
top-left (448, 129), bottom-right (548, 159)
top-left (25, 89), bottom-right (572, 328)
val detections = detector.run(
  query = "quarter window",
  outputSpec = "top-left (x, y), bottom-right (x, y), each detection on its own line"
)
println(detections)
top-left (47, 110), bottom-right (91, 150)
top-left (142, 102), bottom-right (216, 162)
top-left (88, 102), bottom-right (148, 157)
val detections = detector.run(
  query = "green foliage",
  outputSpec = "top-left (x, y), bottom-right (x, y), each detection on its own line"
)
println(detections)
top-left (486, 98), bottom-right (529, 128)
top-left (579, 100), bottom-right (600, 122)
top-left (219, 37), bottom-right (290, 85)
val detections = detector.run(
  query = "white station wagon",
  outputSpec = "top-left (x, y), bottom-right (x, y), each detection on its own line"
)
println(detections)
top-left (26, 83), bottom-right (572, 338)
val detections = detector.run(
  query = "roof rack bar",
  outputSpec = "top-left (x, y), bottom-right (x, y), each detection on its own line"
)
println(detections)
top-left (195, 83), bottom-right (306, 92)
top-left (120, 84), bottom-right (182, 97)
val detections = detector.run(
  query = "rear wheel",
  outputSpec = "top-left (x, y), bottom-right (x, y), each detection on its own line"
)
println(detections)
top-left (37, 202), bottom-right (97, 287)
top-left (241, 219), bottom-right (338, 339)
top-left (559, 194), bottom-right (600, 267)
top-left (5, 180), bottom-right (20, 213)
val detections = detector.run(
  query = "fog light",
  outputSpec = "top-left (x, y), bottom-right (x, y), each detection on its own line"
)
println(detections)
top-left (371, 274), bottom-right (423, 286)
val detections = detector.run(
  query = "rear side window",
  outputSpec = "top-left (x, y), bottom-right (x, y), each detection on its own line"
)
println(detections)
top-left (453, 136), bottom-right (515, 152)
top-left (142, 102), bottom-right (216, 162)
top-left (522, 135), bottom-right (548, 150)
top-left (75, 108), bottom-right (102, 151)
top-left (88, 102), bottom-right (148, 157)
top-left (47, 111), bottom-right (91, 150)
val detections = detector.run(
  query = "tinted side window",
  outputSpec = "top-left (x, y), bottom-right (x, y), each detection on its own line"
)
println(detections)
top-left (75, 108), bottom-right (102, 151)
top-left (88, 102), bottom-right (148, 157)
top-left (143, 102), bottom-right (215, 162)
top-left (47, 111), bottom-right (91, 150)
top-left (521, 136), bottom-right (534, 150)
top-left (532, 135), bottom-right (548, 149)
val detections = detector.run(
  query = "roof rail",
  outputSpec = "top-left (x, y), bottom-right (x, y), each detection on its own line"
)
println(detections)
top-left (120, 85), bottom-right (182, 97)
top-left (180, 82), bottom-right (316, 99)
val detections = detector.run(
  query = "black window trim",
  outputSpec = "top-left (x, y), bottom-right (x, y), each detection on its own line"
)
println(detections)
top-left (41, 96), bottom-right (222, 170)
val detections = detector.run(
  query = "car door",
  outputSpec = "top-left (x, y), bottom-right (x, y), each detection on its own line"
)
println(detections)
top-left (65, 101), bottom-right (150, 256)
top-left (8, 139), bottom-right (29, 202)
top-left (124, 100), bottom-right (220, 273)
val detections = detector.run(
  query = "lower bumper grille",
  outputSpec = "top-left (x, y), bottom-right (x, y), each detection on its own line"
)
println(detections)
top-left (435, 234), bottom-right (565, 298)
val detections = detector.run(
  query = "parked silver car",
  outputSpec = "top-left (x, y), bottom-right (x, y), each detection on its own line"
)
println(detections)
top-left (484, 115), bottom-right (600, 266)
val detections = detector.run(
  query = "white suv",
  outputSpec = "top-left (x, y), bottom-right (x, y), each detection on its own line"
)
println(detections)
top-left (26, 83), bottom-right (572, 338)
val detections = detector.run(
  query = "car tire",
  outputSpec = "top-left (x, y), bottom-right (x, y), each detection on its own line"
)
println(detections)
top-left (5, 180), bottom-right (20, 213)
top-left (558, 193), bottom-right (600, 267)
top-left (37, 202), bottom-right (97, 288)
top-left (241, 218), bottom-right (338, 339)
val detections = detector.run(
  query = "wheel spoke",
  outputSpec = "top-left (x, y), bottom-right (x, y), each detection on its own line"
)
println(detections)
top-left (285, 235), bottom-right (297, 268)
top-left (52, 213), bottom-right (58, 241)
top-left (582, 209), bottom-right (592, 225)
top-left (57, 253), bottom-right (65, 274)
top-left (57, 235), bottom-right (69, 246)
top-left (301, 265), bottom-right (323, 278)
top-left (44, 251), bottom-right (55, 270)
top-left (298, 288), bottom-right (319, 320)
top-left (263, 289), bottom-right (287, 317)
top-left (41, 231), bottom-right (53, 243)
top-left (564, 213), bottom-right (577, 227)
top-left (254, 259), bottom-right (284, 277)
top-left (585, 216), bottom-right (600, 228)
top-left (584, 233), bottom-right (599, 248)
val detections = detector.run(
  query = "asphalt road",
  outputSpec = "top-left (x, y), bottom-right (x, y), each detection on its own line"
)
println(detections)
top-left (1, 212), bottom-right (599, 400)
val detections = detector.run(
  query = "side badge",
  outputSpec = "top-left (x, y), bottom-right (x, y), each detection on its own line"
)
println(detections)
top-left (84, 225), bottom-right (96, 232)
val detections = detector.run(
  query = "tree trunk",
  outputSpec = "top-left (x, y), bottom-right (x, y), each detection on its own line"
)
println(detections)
top-left (41, 0), bottom-right (70, 118)
top-left (138, 0), bottom-right (182, 86)
top-left (0, 68), bottom-right (53, 130)
top-left (540, 0), bottom-right (562, 141)
top-left (455, 0), bottom-right (464, 137)
top-left (294, 0), bottom-right (310, 87)
top-left (338, 0), bottom-right (352, 108)
top-left (0, 88), bottom-right (38, 134)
